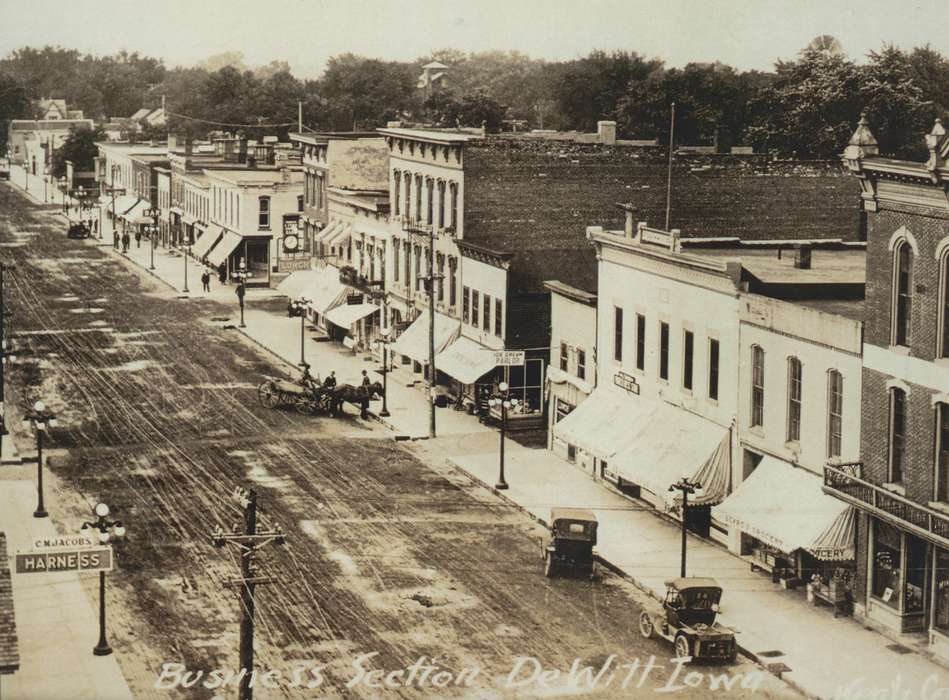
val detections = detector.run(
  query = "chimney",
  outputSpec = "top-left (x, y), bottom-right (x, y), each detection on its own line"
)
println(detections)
top-left (167, 134), bottom-right (177, 152)
top-left (597, 120), bottom-right (617, 146)
top-left (794, 244), bottom-right (813, 270)
top-left (670, 228), bottom-right (681, 252)
top-left (624, 209), bottom-right (636, 238)
top-left (386, 120), bottom-right (403, 128)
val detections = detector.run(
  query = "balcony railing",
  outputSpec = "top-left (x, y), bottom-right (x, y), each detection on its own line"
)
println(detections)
top-left (823, 462), bottom-right (949, 546)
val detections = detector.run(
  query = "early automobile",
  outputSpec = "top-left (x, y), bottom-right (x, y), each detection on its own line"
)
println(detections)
top-left (541, 507), bottom-right (598, 578)
top-left (639, 577), bottom-right (737, 663)
top-left (67, 222), bottom-right (91, 239)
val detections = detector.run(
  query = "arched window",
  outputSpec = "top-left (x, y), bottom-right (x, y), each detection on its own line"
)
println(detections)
top-left (393, 170), bottom-right (401, 216)
top-left (939, 247), bottom-right (949, 358)
top-left (893, 240), bottom-right (913, 346)
top-left (750, 345), bottom-right (764, 427)
top-left (827, 370), bottom-right (843, 458)
top-left (787, 357), bottom-right (802, 442)
top-left (888, 387), bottom-right (906, 483)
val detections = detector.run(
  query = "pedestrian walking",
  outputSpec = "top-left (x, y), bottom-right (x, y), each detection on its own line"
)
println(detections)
top-left (217, 261), bottom-right (227, 284)
top-left (359, 370), bottom-right (371, 419)
top-left (361, 370), bottom-right (371, 388)
top-left (201, 269), bottom-right (211, 292)
top-left (92, 219), bottom-right (98, 234)
top-left (135, 228), bottom-right (142, 248)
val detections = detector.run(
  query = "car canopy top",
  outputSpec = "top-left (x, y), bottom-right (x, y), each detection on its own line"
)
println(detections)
top-left (665, 577), bottom-right (722, 593)
top-left (550, 507), bottom-right (597, 524)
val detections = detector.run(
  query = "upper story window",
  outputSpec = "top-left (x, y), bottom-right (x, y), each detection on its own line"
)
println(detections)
top-left (449, 182), bottom-right (458, 230)
top-left (297, 195), bottom-right (303, 213)
top-left (709, 338), bottom-right (720, 401)
top-left (659, 322), bottom-right (670, 380)
top-left (750, 345), bottom-right (765, 427)
top-left (393, 170), bottom-right (401, 216)
top-left (437, 254), bottom-right (445, 301)
top-left (614, 307), bottom-right (623, 362)
top-left (495, 298), bottom-right (502, 337)
top-left (258, 196), bottom-right (270, 228)
top-left (393, 243), bottom-right (400, 282)
top-left (483, 294), bottom-right (491, 331)
top-left (888, 387), bottom-right (906, 484)
top-left (437, 180), bottom-right (446, 228)
top-left (683, 330), bottom-right (694, 391)
top-left (560, 342), bottom-right (568, 371)
top-left (787, 357), bottom-right (802, 442)
top-left (462, 286), bottom-right (470, 324)
top-left (827, 369), bottom-right (843, 458)
top-left (938, 403), bottom-right (949, 502)
top-left (471, 290), bottom-right (480, 327)
top-left (577, 349), bottom-right (586, 381)
top-left (940, 247), bottom-right (949, 358)
top-left (426, 178), bottom-right (434, 225)
top-left (414, 174), bottom-right (422, 223)
top-left (893, 240), bottom-right (913, 347)
top-left (403, 172), bottom-right (411, 219)
top-left (636, 314), bottom-right (646, 371)
top-left (449, 257), bottom-right (458, 307)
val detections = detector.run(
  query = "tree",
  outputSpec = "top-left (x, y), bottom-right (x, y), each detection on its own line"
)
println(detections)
top-left (0, 72), bottom-right (30, 153)
top-left (318, 54), bottom-right (419, 130)
top-left (51, 127), bottom-right (104, 178)
top-left (908, 45), bottom-right (949, 119)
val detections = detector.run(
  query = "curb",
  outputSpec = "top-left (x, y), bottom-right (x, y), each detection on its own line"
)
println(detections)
top-left (443, 455), bottom-right (810, 696)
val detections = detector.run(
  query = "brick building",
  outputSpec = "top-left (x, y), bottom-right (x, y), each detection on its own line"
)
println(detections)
top-left (824, 117), bottom-right (949, 655)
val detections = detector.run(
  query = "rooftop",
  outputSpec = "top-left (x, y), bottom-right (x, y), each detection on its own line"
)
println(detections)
top-left (203, 168), bottom-right (304, 186)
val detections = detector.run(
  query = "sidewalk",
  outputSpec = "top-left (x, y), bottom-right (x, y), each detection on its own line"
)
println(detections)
top-left (0, 481), bottom-right (133, 700)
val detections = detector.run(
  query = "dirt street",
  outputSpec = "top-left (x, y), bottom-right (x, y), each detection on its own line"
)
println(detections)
top-left (0, 185), bottom-right (797, 699)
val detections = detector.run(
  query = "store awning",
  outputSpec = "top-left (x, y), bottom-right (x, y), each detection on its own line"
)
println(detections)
top-left (546, 366), bottom-right (594, 395)
top-left (315, 220), bottom-right (341, 245)
top-left (326, 223), bottom-right (352, 249)
top-left (435, 336), bottom-right (497, 385)
top-left (109, 194), bottom-right (137, 214)
top-left (299, 264), bottom-right (349, 315)
top-left (121, 199), bottom-right (151, 225)
top-left (325, 303), bottom-right (379, 328)
top-left (192, 224), bottom-right (223, 260)
top-left (277, 269), bottom-right (321, 300)
top-left (712, 456), bottom-right (855, 560)
top-left (552, 387), bottom-right (639, 458)
top-left (206, 230), bottom-right (243, 268)
top-left (611, 398), bottom-right (730, 505)
top-left (391, 311), bottom-right (460, 365)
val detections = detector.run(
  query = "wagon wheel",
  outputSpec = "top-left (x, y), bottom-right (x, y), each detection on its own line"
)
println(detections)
top-left (674, 634), bottom-right (691, 660)
top-left (257, 381), bottom-right (280, 408)
top-left (544, 552), bottom-right (556, 578)
top-left (638, 611), bottom-right (655, 639)
top-left (295, 395), bottom-right (315, 415)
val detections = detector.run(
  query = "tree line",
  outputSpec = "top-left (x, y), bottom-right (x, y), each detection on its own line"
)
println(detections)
top-left (1, 41), bottom-right (948, 160)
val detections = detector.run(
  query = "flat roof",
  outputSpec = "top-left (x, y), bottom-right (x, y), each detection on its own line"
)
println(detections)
top-left (543, 280), bottom-right (598, 305)
top-left (796, 298), bottom-right (865, 322)
top-left (377, 127), bottom-right (476, 143)
top-left (204, 168), bottom-right (304, 185)
top-left (692, 248), bottom-right (866, 286)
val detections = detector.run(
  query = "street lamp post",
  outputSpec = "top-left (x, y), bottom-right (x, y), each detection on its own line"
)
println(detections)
top-left (58, 177), bottom-right (67, 213)
top-left (144, 206), bottom-right (159, 271)
top-left (182, 240), bottom-right (191, 294)
top-left (22, 400), bottom-right (57, 518)
top-left (80, 502), bottom-right (125, 656)
top-left (290, 297), bottom-right (310, 366)
top-left (669, 477), bottom-right (703, 578)
top-left (378, 326), bottom-right (392, 418)
top-left (235, 263), bottom-right (249, 328)
top-left (0, 263), bottom-right (15, 462)
top-left (487, 382), bottom-right (517, 490)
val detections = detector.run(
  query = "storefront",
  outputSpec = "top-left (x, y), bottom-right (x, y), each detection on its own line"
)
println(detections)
top-left (191, 223), bottom-right (224, 263)
top-left (713, 456), bottom-right (856, 599)
top-left (390, 310), bottom-right (460, 382)
top-left (324, 299), bottom-right (380, 351)
top-left (546, 366), bottom-right (593, 450)
top-left (866, 518), bottom-right (929, 634)
top-left (433, 335), bottom-right (498, 410)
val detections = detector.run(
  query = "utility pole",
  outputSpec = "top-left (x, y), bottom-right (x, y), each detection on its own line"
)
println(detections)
top-left (0, 263), bottom-right (13, 461)
top-left (428, 227), bottom-right (436, 438)
top-left (669, 477), bottom-right (701, 578)
top-left (665, 102), bottom-right (676, 231)
top-left (211, 487), bottom-right (285, 700)
top-left (298, 101), bottom-right (302, 133)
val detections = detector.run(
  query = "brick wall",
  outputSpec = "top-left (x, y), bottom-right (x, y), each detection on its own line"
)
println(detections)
top-left (864, 206), bottom-right (949, 359)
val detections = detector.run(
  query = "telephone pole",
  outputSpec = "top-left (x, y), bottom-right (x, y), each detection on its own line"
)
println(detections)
top-left (405, 222), bottom-right (442, 439)
top-left (211, 487), bottom-right (286, 700)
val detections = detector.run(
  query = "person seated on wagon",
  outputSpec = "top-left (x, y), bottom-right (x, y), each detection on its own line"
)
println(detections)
top-left (323, 371), bottom-right (337, 389)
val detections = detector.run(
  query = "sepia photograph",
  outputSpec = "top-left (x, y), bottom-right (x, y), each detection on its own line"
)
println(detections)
top-left (0, 0), bottom-right (948, 697)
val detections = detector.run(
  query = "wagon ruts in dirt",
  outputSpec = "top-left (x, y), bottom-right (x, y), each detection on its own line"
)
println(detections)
top-left (256, 374), bottom-right (333, 415)
top-left (638, 577), bottom-right (738, 663)
top-left (541, 507), bottom-right (598, 578)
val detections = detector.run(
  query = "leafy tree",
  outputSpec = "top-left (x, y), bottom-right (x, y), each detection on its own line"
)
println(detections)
top-left (0, 72), bottom-right (30, 152)
top-left (50, 126), bottom-right (103, 177)
top-left (318, 54), bottom-right (419, 130)
top-left (908, 45), bottom-right (949, 119)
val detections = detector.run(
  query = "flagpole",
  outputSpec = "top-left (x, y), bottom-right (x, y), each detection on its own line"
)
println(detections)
top-left (665, 102), bottom-right (676, 231)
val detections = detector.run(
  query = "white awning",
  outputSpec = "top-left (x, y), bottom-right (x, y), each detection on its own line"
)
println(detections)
top-left (315, 220), bottom-right (340, 244)
top-left (391, 311), bottom-right (460, 365)
top-left (299, 264), bottom-right (349, 315)
top-left (611, 398), bottom-right (730, 505)
top-left (109, 194), bottom-right (138, 214)
top-left (325, 303), bottom-right (379, 328)
top-left (206, 230), bottom-right (243, 268)
top-left (546, 366), bottom-right (594, 395)
top-left (326, 223), bottom-right (352, 249)
top-left (552, 388), bottom-right (638, 457)
top-left (435, 336), bottom-right (497, 385)
top-left (712, 456), bottom-right (855, 560)
top-left (277, 269), bottom-right (321, 300)
top-left (192, 224), bottom-right (223, 260)
top-left (120, 199), bottom-right (151, 225)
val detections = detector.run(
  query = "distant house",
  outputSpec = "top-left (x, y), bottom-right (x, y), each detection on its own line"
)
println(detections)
top-left (36, 98), bottom-right (83, 121)
top-left (417, 61), bottom-right (449, 102)
top-left (130, 107), bottom-right (166, 131)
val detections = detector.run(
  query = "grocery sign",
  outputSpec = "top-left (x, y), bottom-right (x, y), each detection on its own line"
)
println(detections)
top-left (15, 546), bottom-right (113, 574)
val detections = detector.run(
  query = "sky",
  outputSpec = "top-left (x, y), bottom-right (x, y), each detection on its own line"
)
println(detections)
top-left (1, 0), bottom-right (948, 78)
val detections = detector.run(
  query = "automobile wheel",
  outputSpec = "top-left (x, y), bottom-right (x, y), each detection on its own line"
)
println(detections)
top-left (674, 634), bottom-right (691, 660)
top-left (257, 381), bottom-right (280, 408)
top-left (639, 611), bottom-right (654, 639)
top-left (544, 553), bottom-right (556, 578)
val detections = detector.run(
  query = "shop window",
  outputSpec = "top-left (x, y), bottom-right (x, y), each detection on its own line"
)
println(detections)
top-left (709, 338), bottom-right (720, 401)
top-left (577, 350), bottom-right (586, 380)
top-left (893, 239), bottom-right (913, 347)
top-left (683, 330), bottom-right (694, 391)
top-left (827, 370), bottom-right (843, 458)
top-left (787, 357), bottom-right (802, 442)
top-left (751, 345), bottom-right (764, 427)
top-left (939, 403), bottom-right (949, 502)
top-left (888, 388), bottom-right (906, 483)
top-left (905, 535), bottom-right (927, 614)
top-left (659, 322), bottom-right (669, 380)
top-left (495, 299), bottom-right (502, 337)
top-left (560, 342), bottom-right (568, 371)
top-left (935, 549), bottom-right (949, 632)
top-left (483, 294), bottom-right (491, 331)
top-left (871, 519), bottom-right (902, 609)
top-left (297, 195), bottom-right (303, 213)
top-left (471, 291), bottom-right (480, 328)
top-left (614, 307), bottom-right (623, 362)
top-left (636, 314), bottom-right (645, 371)
top-left (462, 286), bottom-right (470, 324)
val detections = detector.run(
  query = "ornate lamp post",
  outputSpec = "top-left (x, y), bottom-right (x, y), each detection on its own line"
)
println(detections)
top-left (144, 206), bottom-right (160, 271)
top-left (669, 477), bottom-right (704, 578)
top-left (80, 502), bottom-right (125, 656)
top-left (22, 400), bottom-right (57, 518)
top-left (378, 326), bottom-right (392, 418)
top-left (290, 297), bottom-right (310, 366)
top-left (235, 263), bottom-right (249, 328)
top-left (487, 382), bottom-right (518, 490)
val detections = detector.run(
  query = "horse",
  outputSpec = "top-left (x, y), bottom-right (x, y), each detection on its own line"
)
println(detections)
top-left (329, 381), bottom-right (384, 417)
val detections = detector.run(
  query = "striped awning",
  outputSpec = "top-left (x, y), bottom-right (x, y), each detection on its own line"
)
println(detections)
top-left (192, 224), bottom-right (224, 260)
top-left (206, 230), bottom-right (243, 268)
